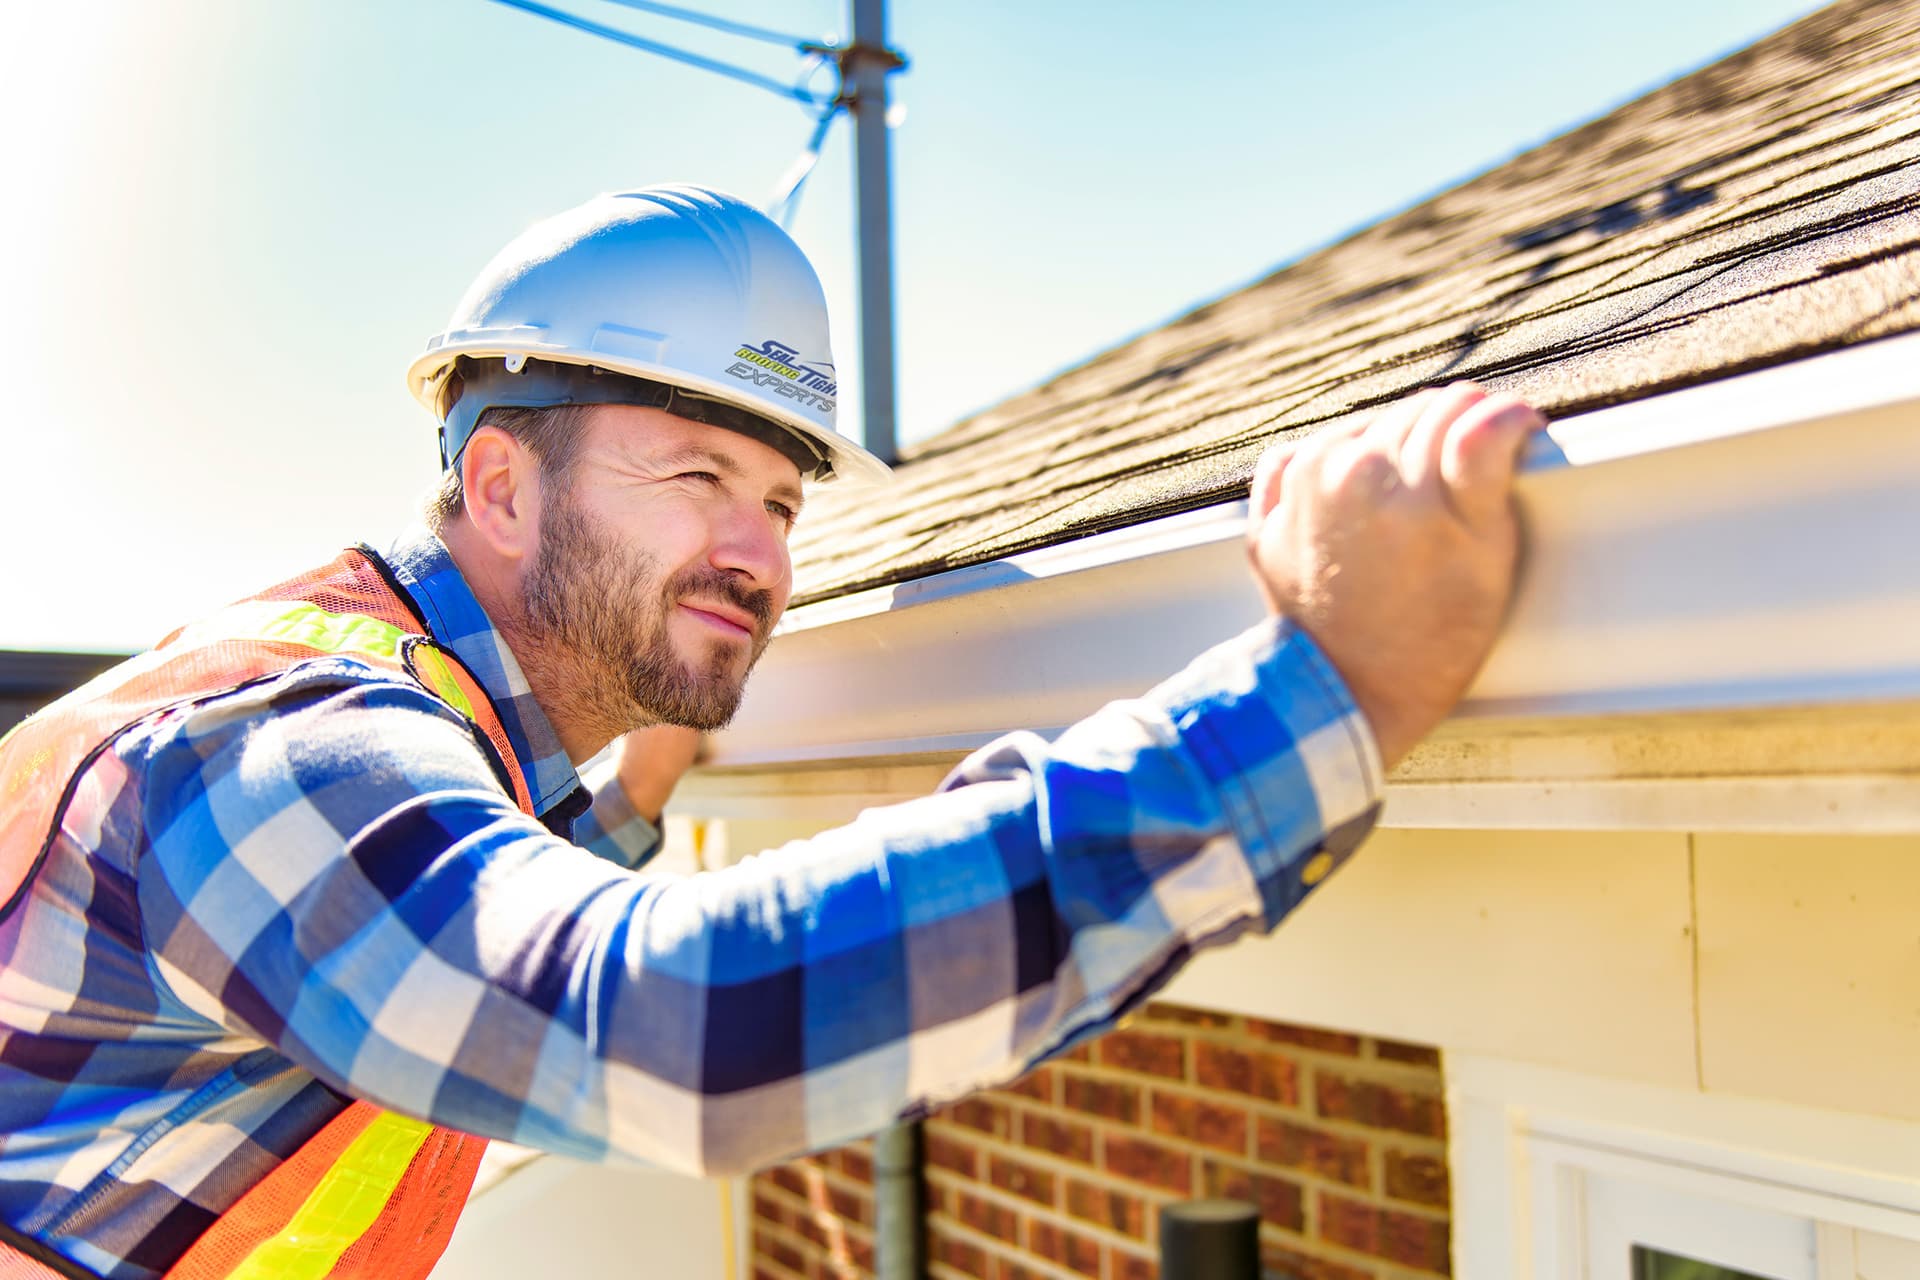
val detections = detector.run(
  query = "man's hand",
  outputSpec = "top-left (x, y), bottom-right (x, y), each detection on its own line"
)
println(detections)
top-left (1247, 383), bottom-right (1544, 769)
top-left (612, 725), bottom-right (705, 824)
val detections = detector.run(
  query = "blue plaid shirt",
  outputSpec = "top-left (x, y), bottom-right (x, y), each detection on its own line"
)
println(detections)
top-left (0, 528), bottom-right (1382, 1280)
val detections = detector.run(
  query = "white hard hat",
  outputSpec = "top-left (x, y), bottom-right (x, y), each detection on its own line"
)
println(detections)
top-left (408, 185), bottom-right (890, 484)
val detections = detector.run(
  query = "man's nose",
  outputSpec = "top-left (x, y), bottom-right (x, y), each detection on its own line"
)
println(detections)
top-left (708, 502), bottom-right (790, 591)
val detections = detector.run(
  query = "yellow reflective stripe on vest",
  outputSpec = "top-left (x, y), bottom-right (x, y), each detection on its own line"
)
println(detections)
top-left (408, 645), bottom-right (477, 722)
top-left (209, 600), bottom-right (410, 663)
top-left (210, 602), bottom-right (485, 720)
top-left (226, 1113), bottom-right (434, 1280)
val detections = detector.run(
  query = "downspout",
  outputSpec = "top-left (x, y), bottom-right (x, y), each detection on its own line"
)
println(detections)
top-left (872, 1119), bottom-right (925, 1278)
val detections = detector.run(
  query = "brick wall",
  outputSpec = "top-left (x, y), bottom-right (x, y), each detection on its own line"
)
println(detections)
top-left (749, 1004), bottom-right (1450, 1280)
top-left (753, 1139), bottom-right (878, 1278)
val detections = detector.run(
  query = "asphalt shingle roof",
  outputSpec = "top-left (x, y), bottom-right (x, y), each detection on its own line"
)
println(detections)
top-left (790, 0), bottom-right (1920, 606)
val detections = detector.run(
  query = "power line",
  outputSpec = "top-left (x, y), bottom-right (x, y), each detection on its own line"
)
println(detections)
top-left (768, 103), bottom-right (843, 228)
top-left (597, 0), bottom-right (815, 50)
top-left (488, 0), bottom-right (832, 108)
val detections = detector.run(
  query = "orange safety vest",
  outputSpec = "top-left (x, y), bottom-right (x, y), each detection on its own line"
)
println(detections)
top-left (0, 547), bottom-right (538, 1280)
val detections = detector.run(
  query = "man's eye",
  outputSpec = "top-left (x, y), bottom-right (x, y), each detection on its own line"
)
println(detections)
top-left (766, 500), bottom-right (798, 527)
top-left (680, 471), bottom-right (722, 486)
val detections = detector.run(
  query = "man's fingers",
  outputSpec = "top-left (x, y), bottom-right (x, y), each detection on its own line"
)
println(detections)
top-left (1401, 382), bottom-right (1492, 494)
top-left (1359, 387), bottom-right (1443, 463)
top-left (1251, 386), bottom-right (1539, 534)
top-left (1251, 415), bottom-right (1354, 518)
top-left (1248, 438), bottom-right (1297, 524)
top-left (1439, 397), bottom-right (1548, 529)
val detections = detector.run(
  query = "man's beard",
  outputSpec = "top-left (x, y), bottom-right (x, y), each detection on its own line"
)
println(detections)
top-left (518, 490), bottom-right (776, 733)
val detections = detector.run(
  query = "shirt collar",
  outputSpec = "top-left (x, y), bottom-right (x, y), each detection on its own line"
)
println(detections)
top-left (377, 525), bottom-right (583, 818)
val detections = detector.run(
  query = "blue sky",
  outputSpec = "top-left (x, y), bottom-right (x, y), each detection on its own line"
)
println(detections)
top-left (2, 0), bottom-right (1823, 650)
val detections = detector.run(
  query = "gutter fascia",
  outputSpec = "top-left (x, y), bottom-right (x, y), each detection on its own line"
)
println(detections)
top-left (707, 333), bottom-right (1920, 772)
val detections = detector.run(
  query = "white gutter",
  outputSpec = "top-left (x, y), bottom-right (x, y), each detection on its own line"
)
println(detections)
top-left (707, 333), bottom-right (1920, 779)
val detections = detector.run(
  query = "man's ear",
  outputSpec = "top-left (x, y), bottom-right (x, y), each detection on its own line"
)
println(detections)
top-left (460, 425), bottom-right (543, 564)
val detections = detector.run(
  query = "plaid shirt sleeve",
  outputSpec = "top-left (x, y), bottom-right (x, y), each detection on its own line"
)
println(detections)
top-left (571, 755), bottom-right (664, 869)
top-left (136, 616), bottom-right (1381, 1176)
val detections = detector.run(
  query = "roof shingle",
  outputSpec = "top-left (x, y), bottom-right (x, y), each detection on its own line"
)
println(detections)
top-left (791, 0), bottom-right (1920, 606)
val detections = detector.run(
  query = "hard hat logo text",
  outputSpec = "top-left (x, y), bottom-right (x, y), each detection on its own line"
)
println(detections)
top-left (730, 338), bottom-right (838, 405)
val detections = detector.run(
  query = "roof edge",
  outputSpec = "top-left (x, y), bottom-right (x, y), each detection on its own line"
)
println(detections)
top-left (713, 334), bottom-right (1920, 771)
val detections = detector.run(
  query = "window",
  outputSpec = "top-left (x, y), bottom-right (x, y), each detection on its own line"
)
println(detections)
top-left (1449, 1056), bottom-right (1920, 1280)
top-left (1631, 1247), bottom-right (1781, 1280)
top-left (1570, 1161), bottom-right (1814, 1280)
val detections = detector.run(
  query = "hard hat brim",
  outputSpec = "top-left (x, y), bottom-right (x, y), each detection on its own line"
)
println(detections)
top-left (409, 342), bottom-right (893, 485)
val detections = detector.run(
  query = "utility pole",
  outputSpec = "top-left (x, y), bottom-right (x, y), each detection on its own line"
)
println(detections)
top-left (840, 0), bottom-right (906, 465)
top-left (845, 13), bottom-right (921, 1266)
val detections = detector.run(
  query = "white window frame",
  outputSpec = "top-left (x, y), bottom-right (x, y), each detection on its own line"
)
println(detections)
top-left (1564, 1158), bottom-right (1818, 1280)
top-left (1449, 1055), bottom-right (1920, 1280)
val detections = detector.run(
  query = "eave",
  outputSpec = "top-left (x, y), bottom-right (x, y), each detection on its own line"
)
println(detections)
top-left (686, 334), bottom-right (1920, 832)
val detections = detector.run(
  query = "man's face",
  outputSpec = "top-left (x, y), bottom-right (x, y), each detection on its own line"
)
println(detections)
top-left (518, 406), bottom-right (802, 733)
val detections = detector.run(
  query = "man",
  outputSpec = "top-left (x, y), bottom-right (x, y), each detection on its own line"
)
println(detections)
top-left (0, 186), bottom-right (1542, 1279)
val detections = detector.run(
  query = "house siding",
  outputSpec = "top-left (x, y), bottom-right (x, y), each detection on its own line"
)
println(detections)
top-left (748, 1005), bottom-right (1450, 1280)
